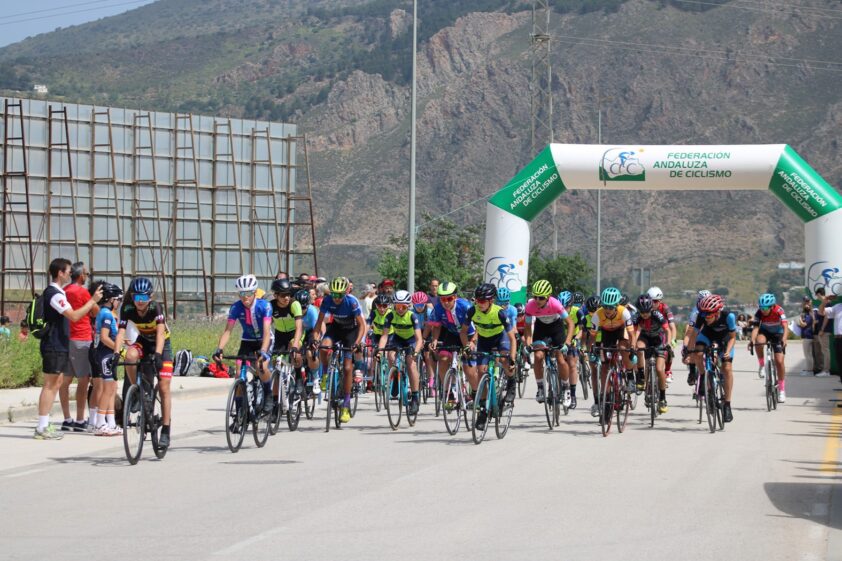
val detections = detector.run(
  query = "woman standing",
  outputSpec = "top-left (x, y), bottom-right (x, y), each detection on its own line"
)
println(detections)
top-left (797, 303), bottom-right (817, 375)
top-left (93, 284), bottom-right (124, 435)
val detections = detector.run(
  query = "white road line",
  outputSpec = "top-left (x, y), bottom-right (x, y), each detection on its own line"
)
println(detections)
top-left (212, 526), bottom-right (290, 555)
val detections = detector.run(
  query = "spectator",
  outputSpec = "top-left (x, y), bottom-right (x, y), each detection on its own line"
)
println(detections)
top-left (92, 284), bottom-right (123, 435)
top-left (736, 313), bottom-right (748, 341)
top-left (59, 262), bottom-right (99, 432)
top-left (816, 287), bottom-right (833, 376)
top-left (314, 282), bottom-right (328, 308)
top-left (428, 278), bottom-right (440, 308)
top-left (0, 315), bottom-right (10, 343)
top-left (360, 283), bottom-right (376, 318)
top-left (818, 293), bottom-right (842, 379)
top-left (796, 302), bottom-right (818, 375)
top-left (33, 258), bottom-right (102, 440)
top-left (379, 278), bottom-right (396, 296)
top-left (275, 271), bottom-right (288, 280)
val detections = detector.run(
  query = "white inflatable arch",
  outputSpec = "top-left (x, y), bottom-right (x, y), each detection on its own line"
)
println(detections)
top-left (483, 144), bottom-right (842, 303)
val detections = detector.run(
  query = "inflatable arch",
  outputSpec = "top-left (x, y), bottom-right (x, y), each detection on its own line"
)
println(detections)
top-left (483, 144), bottom-right (842, 303)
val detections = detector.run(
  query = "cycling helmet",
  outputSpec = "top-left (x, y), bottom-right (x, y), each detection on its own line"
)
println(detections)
top-left (271, 278), bottom-right (292, 294)
top-left (374, 294), bottom-right (391, 307)
top-left (532, 279), bottom-right (553, 298)
top-left (496, 287), bottom-right (511, 303)
top-left (411, 291), bottom-right (428, 305)
top-left (619, 293), bottom-right (630, 306)
top-left (558, 290), bottom-right (572, 307)
top-left (438, 281), bottom-right (457, 297)
top-left (129, 277), bottom-right (153, 296)
top-left (514, 302), bottom-right (525, 315)
top-left (235, 274), bottom-right (258, 292)
top-left (637, 294), bottom-right (654, 313)
top-left (758, 293), bottom-right (776, 308)
top-left (101, 283), bottom-right (124, 301)
top-left (294, 289), bottom-right (310, 308)
top-left (647, 286), bottom-right (664, 300)
top-left (585, 295), bottom-right (600, 313)
top-left (572, 291), bottom-right (584, 306)
top-left (600, 287), bottom-right (622, 307)
top-left (698, 294), bottom-right (725, 313)
top-left (394, 290), bottom-right (411, 305)
top-left (474, 283), bottom-right (497, 301)
top-left (696, 289), bottom-right (711, 303)
top-left (329, 276), bottom-right (348, 294)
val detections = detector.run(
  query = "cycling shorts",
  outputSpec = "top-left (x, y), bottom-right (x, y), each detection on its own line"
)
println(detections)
top-left (532, 319), bottom-right (566, 347)
top-left (757, 328), bottom-right (786, 354)
top-left (130, 339), bottom-right (174, 378)
top-left (476, 333), bottom-right (510, 366)
top-left (637, 334), bottom-right (667, 359)
top-left (695, 333), bottom-right (735, 361)
top-left (324, 324), bottom-right (358, 355)
top-left (435, 330), bottom-right (476, 367)
top-left (598, 328), bottom-right (627, 349)
top-left (273, 330), bottom-right (299, 354)
top-left (388, 333), bottom-right (415, 350)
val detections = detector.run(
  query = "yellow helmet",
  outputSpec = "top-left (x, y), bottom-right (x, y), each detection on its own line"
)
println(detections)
top-left (531, 279), bottom-right (553, 297)
top-left (329, 276), bottom-right (349, 294)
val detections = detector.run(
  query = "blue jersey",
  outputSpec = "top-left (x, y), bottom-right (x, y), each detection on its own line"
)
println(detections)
top-left (413, 307), bottom-right (432, 331)
top-left (227, 298), bottom-right (273, 341)
top-left (430, 298), bottom-right (476, 336)
top-left (95, 307), bottom-right (119, 342)
top-left (501, 305), bottom-right (518, 330)
top-left (319, 294), bottom-right (363, 330)
top-left (302, 304), bottom-right (319, 332)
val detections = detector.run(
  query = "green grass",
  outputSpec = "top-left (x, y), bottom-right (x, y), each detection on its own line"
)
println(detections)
top-left (0, 319), bottom-right (241, 390)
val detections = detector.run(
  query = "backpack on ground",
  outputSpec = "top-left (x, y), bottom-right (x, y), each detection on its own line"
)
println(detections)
top-left (24, 293), bottom-right (51, 340)
top-left (174, 349), bottom-right (193, 377)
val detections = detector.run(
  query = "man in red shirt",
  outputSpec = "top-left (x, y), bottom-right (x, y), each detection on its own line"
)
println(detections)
top-left (59, 262), bottom-right (99, 431)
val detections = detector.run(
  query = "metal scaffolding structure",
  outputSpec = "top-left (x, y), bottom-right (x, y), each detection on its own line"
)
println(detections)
top-left (0, 96), bottom-right (318, 319)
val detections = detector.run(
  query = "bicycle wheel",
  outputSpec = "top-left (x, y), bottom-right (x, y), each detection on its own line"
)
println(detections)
top-left (616, 378), bottom-right (630, 433)
top-left (442, 368), bottom-right (461, 435)
top-left (549, 364), bottom-right (561, 427)
top-left (600, 371), bottom-right (614, 437)
top-left (769, 361), bottom-right (778, 411)
top-left (406, 374), bottom-right (419, 427)
top-left (628, 371), bottom-right (639, 411)
top-left (349, 382), bottom-right (359, 418)
top-left (495, 381), bottom-right (514, 440)
top-left (579, 358), bottom-right (590, 401)
top-left (122, 385), bottom-right (144, 465)
top-left (374, 364), bottom-right (383, 413)
top-left (471, 374), bottom-right (490, 445)
top-left (434, 372), bottom-right (442, 417)
top-left (324, 368), bottom-right (335, 433)
top-left (269, 369), bottom-right (283, 435)
top-left (252, 381), bottom-right (271, 448)
top-left (287, 376), bottom-right (302, 432)
top-left (418, 355), bottom-right (429, 405)
top-left (385, 367), bottom-right (402, 430)
top-left (713, 371), bottom-right (725, 430)
top-left (704, 372), bottom-right (716, 433)
top-left (304, 375), bottom-right (316, 420)
top-left (542, 374), bottom-right (554, 430)
top-left (150, 384), bottom-right (167, 459)
top-left (648, 361), bottom-right (658, 428)
top-left (225, 379), bottom-right (247, 453)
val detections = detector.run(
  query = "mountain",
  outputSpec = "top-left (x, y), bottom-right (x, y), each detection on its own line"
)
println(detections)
top-left (2, 0), bottom-right (840, 304)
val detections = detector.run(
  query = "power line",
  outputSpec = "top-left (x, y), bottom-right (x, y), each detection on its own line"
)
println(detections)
top-left (0, 1), bottom-right (116, 21)
top-left (672, 0), bottom-right (842, 18)
top-left (0, 0), bottom-right (149, 27)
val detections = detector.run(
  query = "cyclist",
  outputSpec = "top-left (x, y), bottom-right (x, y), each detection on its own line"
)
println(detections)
top-left (213, 274), bottom-right (276, 415)
top-left (412, 291), bottom-right (436, 393)
top-left (111, 277), bottom-right (175, 449)
top-left (750, 293), bottom-right (788, 402)
top-left (683, 289), bottom-right (711, 386)
top-left (647, 286), bottom-right (677, 383)
top-left (428, 281), bottom-right (477, 394)
top-left (685, 294), bottom-right (737, 422)
top-left (313, 276), bottom-right (367, 424)
top-left (523, 280), bottom-right (575, 407)
top-left (557, 290), bottom-right (583, 409)
top-left (496, 287), bottom-right (518, 330)
top-left (581, 294), bottom-right (601, 412)
top-left (462, 283), bottom-right (518, 430)
top-left (378, 290), bottom-right (424, 415)
top-left (92, 283), bottom-right (124, 436)
top-left (589, 287), bottom-right (637, 417)
top-left (269, 278), bottom-right (304, 404)
top-left (368, 293), bottom-right (393, 387)
top-left (633, 294), bottom-right (670, 414)
top-left (295, 288), bottom-right (322, 394)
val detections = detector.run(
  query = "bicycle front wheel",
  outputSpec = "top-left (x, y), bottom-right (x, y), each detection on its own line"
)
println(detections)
top-left (123, 385), bottom-right (144, 465)
top-left (600, 372), bottom-right (614, 437)
top-left (442, 368), bottom-right (461, 435)
top-left (252, 382), bottom-right (271, 448)
top-left (471, 374), bottom-right (490, 445)
top-left (287, 377), bottom-right (302, 432)
top-left (579, 357), bottom-right (590, 401)
top-left (704, 373), bottom-right (716, 433)
top-left (385, 367), bottom-right (402, 430)
top-left (225, 379), bottom-right (247, 452)
top-left (269, 369), bottom-right (283, 435)
top-left (150, 384), bottom-right (167, 459)
top-left (495, 381), bottom-right (514, 440)
top-left (434, 373), bottom-right (442, 417)
top-left (648, 361), bottom-right (658, 428)
top-left (616, 380), bottom-right (630, 433)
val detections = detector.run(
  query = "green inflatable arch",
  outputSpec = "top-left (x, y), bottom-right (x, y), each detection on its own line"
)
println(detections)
top-left (483, 144), bottom-right (842, 303)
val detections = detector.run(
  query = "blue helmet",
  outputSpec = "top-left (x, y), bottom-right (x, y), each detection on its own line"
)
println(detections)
top-left (759, 293), bottom-right (776, 308)
top-left (558, 290), bottom-right (572, 307)
top-left (601, 287), bottom-right (622, 307)
top-left (496, 287), bottom-right (511, 303)
top-left (129, 277), bottom-right (153, 296)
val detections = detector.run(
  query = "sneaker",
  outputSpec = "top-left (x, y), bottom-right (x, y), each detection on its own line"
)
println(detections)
top-left (687, 371), bottom-right (697, 386)
top-left (158, 430), bottom-right (170, 449)
top-left (535, 386), bottom-right (545, 403)
top-left (61, 420), bottom-right (73, 431)
top-left (505, 380), bottom-right (516, 403)
top-left (590, 402), bottom-right (600, 418)
top-left (626, 379), bottom-right (636, 394)
top-left (72, 420), bottom-right (87, 432)
top-left (658, 400), bottom-right (668, 414)
top-left (569, 393), bottom-right (577, 410)
top-left (665, 371), bottom-right (673, 384)
top-left (475, 409), bottom-right (487, 431)
top-left (723, 403), bottom-right (733, 423)
top-left (109, 426), bottom-right (123, 436)
top-left (758, 365), bottom-right (765, 379)
top-left (353, 369), bottom-right (363, 384)
top-left (339, 407), bottom-right (351, 423)
top-left (312, 379), bottom-right (322, 394)
top-left (85, 423), bottom-right (97, 434)
top-left (34, 424), bottom-right (64, 440)
top-left (778, 389), bottom-right (786, 403)
top-left (407, 398), bottom-right (419, 416)
top-left (800, 370), bottom-right (811, 376)
top-left (816, 371), bottom-right (831, 378)
top-left (562, 389), bottom-right (572, 408)
top-left (95, 424), bottom-right (111, 436)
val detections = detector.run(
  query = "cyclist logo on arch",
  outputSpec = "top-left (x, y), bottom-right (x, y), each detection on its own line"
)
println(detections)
top-left (599, 147), bottom-right (646, 182)
top-left (486, 256), bottom-right (523, 293)
top-left (807, 261), bottom-right (842, 297)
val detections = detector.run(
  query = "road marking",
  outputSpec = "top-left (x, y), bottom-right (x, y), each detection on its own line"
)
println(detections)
top-left (212, 526), bottom-right (289, 555)
top-left (5, 468), bottom-right (44, 478)
top-left (821, 401), bottom-right (842, 473)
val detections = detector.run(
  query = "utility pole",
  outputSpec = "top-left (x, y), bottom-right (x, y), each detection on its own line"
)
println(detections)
top-left (408, 0), bottom-right (417, 293)
top-left (530, 0), bottom-right (555, 255)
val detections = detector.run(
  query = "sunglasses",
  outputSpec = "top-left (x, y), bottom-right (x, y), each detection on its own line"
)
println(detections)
top-left (603, 305), bottom-right (617, 311)
top-left (238, 291), bottom-right (256, 298)
top-left (275, 292), bottom-right (291, 298)
top-left (133, 294), bottom-right (150, 303)
top-left (475, 298), bottom-right (491, 304)
top-left (760, 306), bottom-right (771, 312)
top-left (330, 292), bottom-right (345, 299)
top-left (535, 296), bottom-right (547, 301)
top-left (440, 295), bottom-right (456, 303)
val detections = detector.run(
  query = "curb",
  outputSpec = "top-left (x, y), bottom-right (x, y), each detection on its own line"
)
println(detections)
top-left (3, 381), bottom-right (230, 426)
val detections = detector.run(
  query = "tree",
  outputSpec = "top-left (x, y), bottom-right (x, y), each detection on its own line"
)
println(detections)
top-left (377, 215), bottom-right (484, 292)
top-left (527, 250), bottom-right (594, 296)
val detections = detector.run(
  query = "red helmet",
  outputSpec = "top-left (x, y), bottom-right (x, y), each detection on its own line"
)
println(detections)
top-left (411, 291), bottom-right (428, 305)
top-left (698, 294), bottom-right (724, 313)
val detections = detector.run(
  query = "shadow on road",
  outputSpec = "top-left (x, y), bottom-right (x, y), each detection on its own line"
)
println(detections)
top-left (763, 480), bottom-right (841, 530)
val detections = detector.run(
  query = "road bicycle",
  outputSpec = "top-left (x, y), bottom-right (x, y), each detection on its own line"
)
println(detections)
top-left (223, 354), bottom-right (272, 453)
top-left (269, 349), bottom-right (305, 433)
top-left (514, 337), bottom-right (530, 398)
top-left (439, 346), bottom-right (473, 435)
top-left (689, 345), bottom-right (725, 433)
top-left (319, 344), bottom-right (356, 432)
top-left (120, 357), bottom-right (166, 465)
top-left (640, 346), bottom-right (664, 428)
top-left (380, 346), bottom-right (419, 430)
top-left (750, 341), bottom-right (779, 412)
top-left (470, 351), bottom-right (514, 445)
top-left (594, 346), bottom-right (633, 437)
top-left (530, 343), bottom-right (569, 430)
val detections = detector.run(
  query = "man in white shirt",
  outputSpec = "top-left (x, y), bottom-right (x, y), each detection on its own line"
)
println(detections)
top-left (818, 294), bottom-right (842, 380)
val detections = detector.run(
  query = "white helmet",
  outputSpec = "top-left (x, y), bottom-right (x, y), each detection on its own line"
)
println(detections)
top-left (393, 289), bottom-right (411, 305)
top-left (647, 286), bottom-right (663, 300)
top-left (235, 274), bottom-right (258, 292)
top-left (697, 289), bottom-right (711, 303)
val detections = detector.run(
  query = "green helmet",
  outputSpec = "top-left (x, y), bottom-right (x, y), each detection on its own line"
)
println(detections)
top-left (438, 281), bottom-right (457, 297)
top-left (600, 287), bottom-right (622, 307)
top-left (532, 279), bottom-right (553, 298)
top-left (329, 276), bottom-right (348, 294)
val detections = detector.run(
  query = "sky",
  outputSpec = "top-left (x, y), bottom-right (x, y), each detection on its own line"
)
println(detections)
top-left (0, 0), bottom-right (157, 48)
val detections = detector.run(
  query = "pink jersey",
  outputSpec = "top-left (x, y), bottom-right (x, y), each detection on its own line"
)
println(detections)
top-left (524, 297), bottom-right (569, 324)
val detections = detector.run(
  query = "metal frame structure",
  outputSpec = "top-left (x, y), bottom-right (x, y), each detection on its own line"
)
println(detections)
top-left (0, 97), bottom-right (318, 319)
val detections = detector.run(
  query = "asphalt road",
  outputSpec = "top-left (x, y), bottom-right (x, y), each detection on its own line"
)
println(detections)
top-left (1, 346), bottom-right (840, 561)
